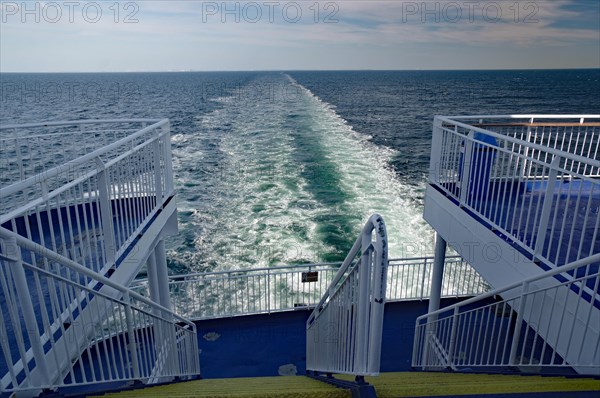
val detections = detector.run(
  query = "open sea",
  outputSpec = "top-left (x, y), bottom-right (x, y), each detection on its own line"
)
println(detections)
top-left (1, 69), bottom-right (599, 274)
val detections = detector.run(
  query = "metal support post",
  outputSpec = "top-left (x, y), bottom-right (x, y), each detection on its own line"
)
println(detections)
top-left (422, 233), bottom-right (447, 368)
top-left (428, 233), bottom-right (447, 315)
top-left (146, 251), bottom-right (161, 310)
top-left (154, 240), bottom-right (172, 313)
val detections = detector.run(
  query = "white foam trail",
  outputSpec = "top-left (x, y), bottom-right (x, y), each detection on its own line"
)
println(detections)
top-left (170, 79), bottom-right (335, 271)
top-left (168, 74), bottom-right (434, 272)
top-left (284, 74), bottom-right (435, 258)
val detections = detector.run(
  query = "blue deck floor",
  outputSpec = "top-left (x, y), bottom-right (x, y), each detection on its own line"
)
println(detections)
top-left (193, 297), bottom-right (516, 379)
top-left (435, 179), bottom-right (599, 293)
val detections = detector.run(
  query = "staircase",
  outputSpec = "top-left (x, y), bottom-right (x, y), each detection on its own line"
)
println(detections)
top-left (3, 115), bottom-right (598, 397)
top-left (413, 253), bottom-right (600, 373)
top-left (0, 120), bottom-right (200, 396)
top-left (419, 115), bottom-right (600, 375)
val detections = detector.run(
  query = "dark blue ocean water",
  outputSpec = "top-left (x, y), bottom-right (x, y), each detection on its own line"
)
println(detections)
top-left (1, 69), bottom-right (599, 272)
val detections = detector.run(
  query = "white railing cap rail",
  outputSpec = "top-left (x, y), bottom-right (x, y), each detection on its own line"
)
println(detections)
top-left (131, 255), bottom-right (462, 284)
top-left (164, 262), bottom-right (342, 279)
top-left (434, 116), bottom-right (600, 169)
top-left (0, 119), bottom-right (170, 198)
top-left (18, 258), bottom-right (182, 326)
top-left (0, 118), bottom-right (164, 130)
top-left (0, 225), bottom-right (195, 329)
top-left (416, 253), bottom-right (600, 322)
top-left (439, 114), bottom-right (600, 121)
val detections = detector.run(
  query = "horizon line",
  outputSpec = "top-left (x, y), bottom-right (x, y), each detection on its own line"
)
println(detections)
top-left (1, 67), bottom-right (599, 74)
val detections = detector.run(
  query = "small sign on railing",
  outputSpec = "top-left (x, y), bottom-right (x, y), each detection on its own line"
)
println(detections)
top-left (302, 271), bottom-right (318, 283)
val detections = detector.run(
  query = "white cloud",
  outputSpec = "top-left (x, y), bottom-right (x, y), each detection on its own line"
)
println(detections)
top-left (1, 0), bottom-right (598, 71)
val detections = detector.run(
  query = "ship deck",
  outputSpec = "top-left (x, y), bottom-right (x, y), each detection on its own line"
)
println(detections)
top-left (434, 179), bottom-right (599, 288)
top-left (98, 372), bottom-right (600, 398)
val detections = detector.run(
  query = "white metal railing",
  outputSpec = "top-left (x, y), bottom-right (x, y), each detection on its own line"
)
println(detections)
top-left (131, 256), bottom-right (489, 320)
top-left (430, 115), bottom-right (600, 269)
top-left (306, 214), bottom-right (388, 376)
top-left (0, 227), bottom-right (200, 393)
top-left (412, 253), bottom-right (600, 375)
top-left (0, 119), bottom-right (174, 275)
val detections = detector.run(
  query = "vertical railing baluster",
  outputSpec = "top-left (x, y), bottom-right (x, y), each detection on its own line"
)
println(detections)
top-left (459, 130), bottom-right (475, 205)
top-left (534, 156), bottom-right (560, 258)
top-left (420, 258), bottom-right (427, 300)
top-left (95, 156), bottom-right (116, 265)
top-left (153, 128), bottom-right (163, 205)
top-left (354, 234), bottom-right (371, 374)
top-left (446, 309), bottom-right (458, 369)
top-left (6, 237), bottom-right (51, 386)
top-left (267, 268), bottom-right (271, 314)
top-left (509, 282), bottom-right (529, 365)
top-left (430, 117), bottom-right (444, 183)
top-left (163, 122), bottom-right (174, 196)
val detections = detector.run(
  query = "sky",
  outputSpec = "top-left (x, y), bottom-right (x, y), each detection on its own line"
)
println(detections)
top-left (0, 0), bottom-right (599, 72)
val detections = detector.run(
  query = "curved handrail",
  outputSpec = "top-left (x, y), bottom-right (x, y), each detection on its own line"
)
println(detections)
top-left (0, 225), bottom-right (194, 329)
top-left (416, 252), bottom-right (600, 323)
top-left (305, 214), bottom-right (388, 376)
top-left (413, 253), bottom-right (600, 373)
top-left (307, 213), bottom-right (388, 327)
top-left (130, 255), bottom-right (464, 284)
top-left (1, 229), bottom-right (199, 392)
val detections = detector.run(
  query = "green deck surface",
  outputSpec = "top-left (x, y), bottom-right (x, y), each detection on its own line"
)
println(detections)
top-left (337, 372), bottom-right (600, 397)
top-left (100, 376), bottom-right (349, 397)
top-left (100, 372), bottom-right (600, 398)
